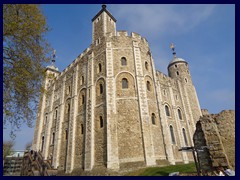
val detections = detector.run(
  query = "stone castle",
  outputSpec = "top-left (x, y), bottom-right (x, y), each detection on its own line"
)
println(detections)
top-left (32, 5), bottom-right (202, 173)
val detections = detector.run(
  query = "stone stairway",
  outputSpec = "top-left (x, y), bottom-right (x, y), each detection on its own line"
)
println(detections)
top-left (20, 151), bottom-right (57, 176)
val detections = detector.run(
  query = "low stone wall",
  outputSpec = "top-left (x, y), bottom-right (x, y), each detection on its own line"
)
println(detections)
top-left (193, 110), bottom-right (235, 174)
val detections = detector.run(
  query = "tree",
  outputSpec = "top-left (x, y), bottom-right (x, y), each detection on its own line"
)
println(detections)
top-left (3, 5), bottom-right (52, 138)
top-left (3, 141), bottom-right (15, 159)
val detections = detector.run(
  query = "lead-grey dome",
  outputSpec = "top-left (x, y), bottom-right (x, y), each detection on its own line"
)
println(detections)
top-left (168, 57), bottom-right (187, 68)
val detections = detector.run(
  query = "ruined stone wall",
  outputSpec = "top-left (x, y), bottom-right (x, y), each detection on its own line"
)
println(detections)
top-left (193, 110), bottom-right (235, 172)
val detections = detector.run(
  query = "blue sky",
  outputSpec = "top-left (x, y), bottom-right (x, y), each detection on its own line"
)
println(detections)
top-left (3, 4), bottom-right (235, 150)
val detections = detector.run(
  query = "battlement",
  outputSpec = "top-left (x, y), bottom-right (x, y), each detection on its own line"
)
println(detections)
top-left (117, 30), bottom-right (128, 37)
top-left (114, 30), bottom-right (148, 45)
top-left (57, 46), bottom-right (92, 81)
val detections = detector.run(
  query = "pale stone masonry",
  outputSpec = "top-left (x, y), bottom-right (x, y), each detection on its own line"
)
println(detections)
top-left (193, 110), bottom-right (235, 173)
top-left (32, 5), bottom-right (202, 173)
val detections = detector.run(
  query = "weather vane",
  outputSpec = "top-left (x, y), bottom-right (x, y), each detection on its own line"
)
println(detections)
top-left (170, 43), bottom-right (177, 58)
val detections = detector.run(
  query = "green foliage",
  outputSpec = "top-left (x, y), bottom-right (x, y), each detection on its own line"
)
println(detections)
top-left (125, 163), bottom-right (197, 176)
top-left (3, 4), bottom-right (52, 138)
top-left (3, 141), bottom-right (15, 159)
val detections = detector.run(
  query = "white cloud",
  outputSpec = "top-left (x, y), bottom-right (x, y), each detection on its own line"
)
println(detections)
top-left (110, 4), bottom-right (216, 37)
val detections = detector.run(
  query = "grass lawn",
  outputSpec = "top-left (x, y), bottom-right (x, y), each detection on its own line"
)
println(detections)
top-left (125, 163), bottom-right (197, 176)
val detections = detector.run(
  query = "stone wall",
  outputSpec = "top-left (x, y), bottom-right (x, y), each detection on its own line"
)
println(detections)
top-left (193, 110), bottom-right (235, 173)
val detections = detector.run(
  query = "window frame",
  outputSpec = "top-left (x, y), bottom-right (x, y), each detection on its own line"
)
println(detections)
top-left (122, 78), bottom-right (128, 89)
top-left (170, 125), bottom-right (176, 144)
top-left (121, 57), bottom-right (127, 66)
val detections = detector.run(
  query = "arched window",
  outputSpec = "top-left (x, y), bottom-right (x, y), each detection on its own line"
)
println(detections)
top-left (82, 95), bottom-right (85, 105)
top-left (100, 116), bottom-right (103, 128)
top-left (175, 64), bottom-right (178, 68)
top-left (100, 84), bottom-right (103, 94)
top-left (81, 124), bottom-right (84, 134)
top-left (41, 136), bottom-right (45, 152)
top-left (165, 105), bottom-right (170, 117)
top-left (182, 128), bottom-right (188, 146)
top-left (81, 76), bottom-right (84, 85)
top-left (145, 62), bottom-right (149, 70)
top-left (55, 109), bottom-right (58, 119)
top-left (122, 78), bottom-right (128, 89)
top-left (176, 71), bottom-right (179, 76)
top-left (45, 115), bottom-right (48, 125)
top-left (52, 132), bottom-right (55, 145)
top-left (163, 89), bottom-right (166, 96)
top-left (185, 78), bottom-right (188, 83)
top-left (170, 125), bottom-right (176, 144)
top-left (67, 86), bottom-right (71, 95)
top-left (178, 109), bottom-right (182, 120)
top-left (65, 129), bottom-right (68, 140)
top-left (147, 81), bottom-right (151, 91)
top-left (98, 63), bottom-right (102, 73)
top-left (67, 104), bottom-right (70, 120)
top-left (121, 57), bottom-right (127, 66)
top-left (151, 113), bottom-right (156, 125)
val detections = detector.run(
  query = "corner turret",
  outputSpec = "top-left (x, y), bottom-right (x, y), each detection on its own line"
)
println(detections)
top-left (167, 43), bottom-right (192, 84)
top-left (92, 4), bottom-right (117, 44)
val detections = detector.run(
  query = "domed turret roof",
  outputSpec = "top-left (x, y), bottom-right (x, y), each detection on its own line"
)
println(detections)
top-left (168, 57), bottom-right (187, 66)
top-left (168, 43), bottom-right (188, 68)
top-left (46, 64), bottom-right (59, 72)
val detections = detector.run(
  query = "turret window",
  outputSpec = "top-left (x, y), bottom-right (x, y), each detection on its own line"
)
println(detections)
top-left (175, 64), bottom-right (178, 68)
top-left (121, 57), bottom-right (127, 66)
top-left (185, 78), bottom-right (188, 83)
top-left (176, 71), bottom-right (179, 76)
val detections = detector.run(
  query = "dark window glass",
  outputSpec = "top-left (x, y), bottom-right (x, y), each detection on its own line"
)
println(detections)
top-left (165, 105), bottom-right (170, 117)
top-left (100, 84), bottom-right (103, 94)
top-left (170, 125), bottom-right (175, 144)
top-left (98, 63), bottom-right (102, 73)
top-left (178, 109), bottom-right (182, 120)
top-left (82, 95), bottom-right (85, 105)
top-left (183, 128), bottom-right (188, 146)
top-left (151, 113), bottom-right (156, 125)
top-left (52, 133), bottom-right (55, 144)
top-left (147, 81), bottom-right (151, 91)
top-left (121, 57), bottom-right (127, 66)
top-left (122, 78), bottom-right (128, 89)
top-left (100, 116), bottom-right (103, 128)
top-left (145, 62), bottom-right (149, 70)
